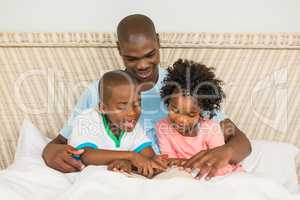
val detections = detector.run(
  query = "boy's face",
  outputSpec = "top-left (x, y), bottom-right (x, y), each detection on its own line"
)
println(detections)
top-left (168, 93), bottom-right (201, 136)
top-left (101, 84), bottom-right (141, 132)
top-left (118, 35), bottom-right (160, 84)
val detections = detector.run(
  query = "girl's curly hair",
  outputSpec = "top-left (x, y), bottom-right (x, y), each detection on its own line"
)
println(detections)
top-left (161, 59), bottom-right (225, 118)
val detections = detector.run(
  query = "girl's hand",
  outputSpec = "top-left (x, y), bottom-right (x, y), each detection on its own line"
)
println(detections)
top-left (107, 159), bottom-right (133, 175)
top-left (153, 154), bottom-right (169, 168)
top-left (130, 153), bottom-right (167, 178)
top-left (152, 155), bottom-right (169, 175)
top-left (167, 158), bottom-right (188, 167)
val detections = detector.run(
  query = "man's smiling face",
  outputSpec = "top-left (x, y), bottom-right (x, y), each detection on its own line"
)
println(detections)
top-left (118, 34), bottom-right (160, 84)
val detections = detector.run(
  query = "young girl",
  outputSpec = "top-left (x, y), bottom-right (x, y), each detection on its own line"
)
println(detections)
top-left (156, 59), bottom-right (243, 179)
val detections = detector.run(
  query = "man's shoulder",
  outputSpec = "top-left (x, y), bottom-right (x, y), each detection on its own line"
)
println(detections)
top-left (74, 108), bottom-right (99, 122)
top-left (87, 79), bottom-right (100, 90)
top-left (201, 109), bottom-right (225, 122)
top-left (158, 67), bottom-right (167, 78)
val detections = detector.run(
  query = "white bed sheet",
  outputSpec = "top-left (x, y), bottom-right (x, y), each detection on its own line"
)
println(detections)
top-left (0, 119), bottom-right (299, 200)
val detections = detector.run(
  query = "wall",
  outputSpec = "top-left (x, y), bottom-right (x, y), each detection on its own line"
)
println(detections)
top-left (0, 0), bottom-right (299, 32)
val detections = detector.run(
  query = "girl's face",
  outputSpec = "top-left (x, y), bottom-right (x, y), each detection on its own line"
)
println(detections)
top-left (168, 92), bottom-right (201, 136)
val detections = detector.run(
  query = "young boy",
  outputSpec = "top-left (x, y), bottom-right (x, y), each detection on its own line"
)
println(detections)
top-left (68, 70), bottom-right (166, 178)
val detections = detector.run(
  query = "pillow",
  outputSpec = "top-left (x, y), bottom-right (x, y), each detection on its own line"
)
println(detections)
top-left (14, 118), bottom-right (50, 160)
top-left (242, 140), bottom-right (299, 192)
top-left (1, 119), bottom-right (71, 200)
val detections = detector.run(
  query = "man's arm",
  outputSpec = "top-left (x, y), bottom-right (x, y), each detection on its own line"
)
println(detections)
top-left (42, 135), bottom-right (85, 172)
top-left (221, 118), bottom-right (252, 163)
top-left (42, 80), bottom-right (99, 173)
top-left (183, 118), bottom-right (251, 179)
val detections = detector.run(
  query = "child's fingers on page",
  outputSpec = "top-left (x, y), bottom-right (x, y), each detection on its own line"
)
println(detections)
top-left (152, 160), bottom-right (167, 171)
top-left (123, 166), bottom-right (132, 174)
top-left (137, 167), bottom-right (143, 175)
top-left (176, 159), bottom-right (184, 166)
top-left (180, 159), bottom-right (187, 166)
top-left (142, 167), bottom-right (148, 177)
top-left (155, 158), bottom-right (168, 168)
top-left (147, 165), bottom-right (154, 178)
top-left (107, 162), bottom-right (115, 171)
top-left (127, 164), bottom-right (133, 174)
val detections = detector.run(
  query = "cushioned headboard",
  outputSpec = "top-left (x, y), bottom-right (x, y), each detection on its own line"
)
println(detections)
top-left (0, 32), bottom-right (300, 181)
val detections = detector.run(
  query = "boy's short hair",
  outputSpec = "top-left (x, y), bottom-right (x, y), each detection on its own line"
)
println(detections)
top-left (98, 70), bottom-right (137, 104)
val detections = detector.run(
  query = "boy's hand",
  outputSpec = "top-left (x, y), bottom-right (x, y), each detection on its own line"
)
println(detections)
top-left (107, 159), bottom-right (133, 175)
top-left (130, 153), bottom-right (167, 178)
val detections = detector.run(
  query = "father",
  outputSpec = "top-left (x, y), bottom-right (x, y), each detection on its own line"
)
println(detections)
top-left (42, 14), bottom-right (251, 179)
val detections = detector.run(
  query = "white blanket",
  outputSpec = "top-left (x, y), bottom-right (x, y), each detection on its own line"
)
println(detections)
top-left (0, 158), bottom-right (71, 200)
top-left (1, 159), bottom-right (300, 200)
top-left (60, 166), bottom-right (300, 200)
top-left (2, 119), bottom-right (299, 199)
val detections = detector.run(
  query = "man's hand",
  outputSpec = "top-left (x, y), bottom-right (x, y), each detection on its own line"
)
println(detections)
top-left (183, 145), bottom-right (233, 180)
top-left (42, 143), bottom-right (85, 173)
top-left (107, 159), bottom-right (133, 175)
top-left (130, 153), bottom-right (167, 178)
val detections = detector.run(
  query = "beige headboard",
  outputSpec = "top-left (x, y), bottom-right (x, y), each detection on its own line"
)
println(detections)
top-left (0, 32), bottom-right (300, 180)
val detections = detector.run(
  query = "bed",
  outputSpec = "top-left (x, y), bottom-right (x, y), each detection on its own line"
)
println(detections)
top-left (0, 32), bottom-right (299, 199)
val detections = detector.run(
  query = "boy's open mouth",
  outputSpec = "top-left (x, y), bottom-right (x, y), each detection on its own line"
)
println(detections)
top-left (123, 119), bottom-right (137, 130)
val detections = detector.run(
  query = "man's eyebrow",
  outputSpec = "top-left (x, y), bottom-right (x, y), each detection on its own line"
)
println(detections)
top-left (123, 49), bottom-right (156, 59)
top-left (144, 49), bottom-right (156, 56)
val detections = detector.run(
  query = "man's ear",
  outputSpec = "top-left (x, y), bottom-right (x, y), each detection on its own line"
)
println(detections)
top-left (116, 41), bottom-right (121, 56)
top-left (156, 33), bottom-right (161, 48)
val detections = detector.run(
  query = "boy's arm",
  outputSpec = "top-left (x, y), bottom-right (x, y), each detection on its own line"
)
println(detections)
top-left (81, 146), bottom-right (155, 166)
top-left (80, 148), bottom-right (135, 166)
top-left (139, 147), bottom-right (155, 158)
